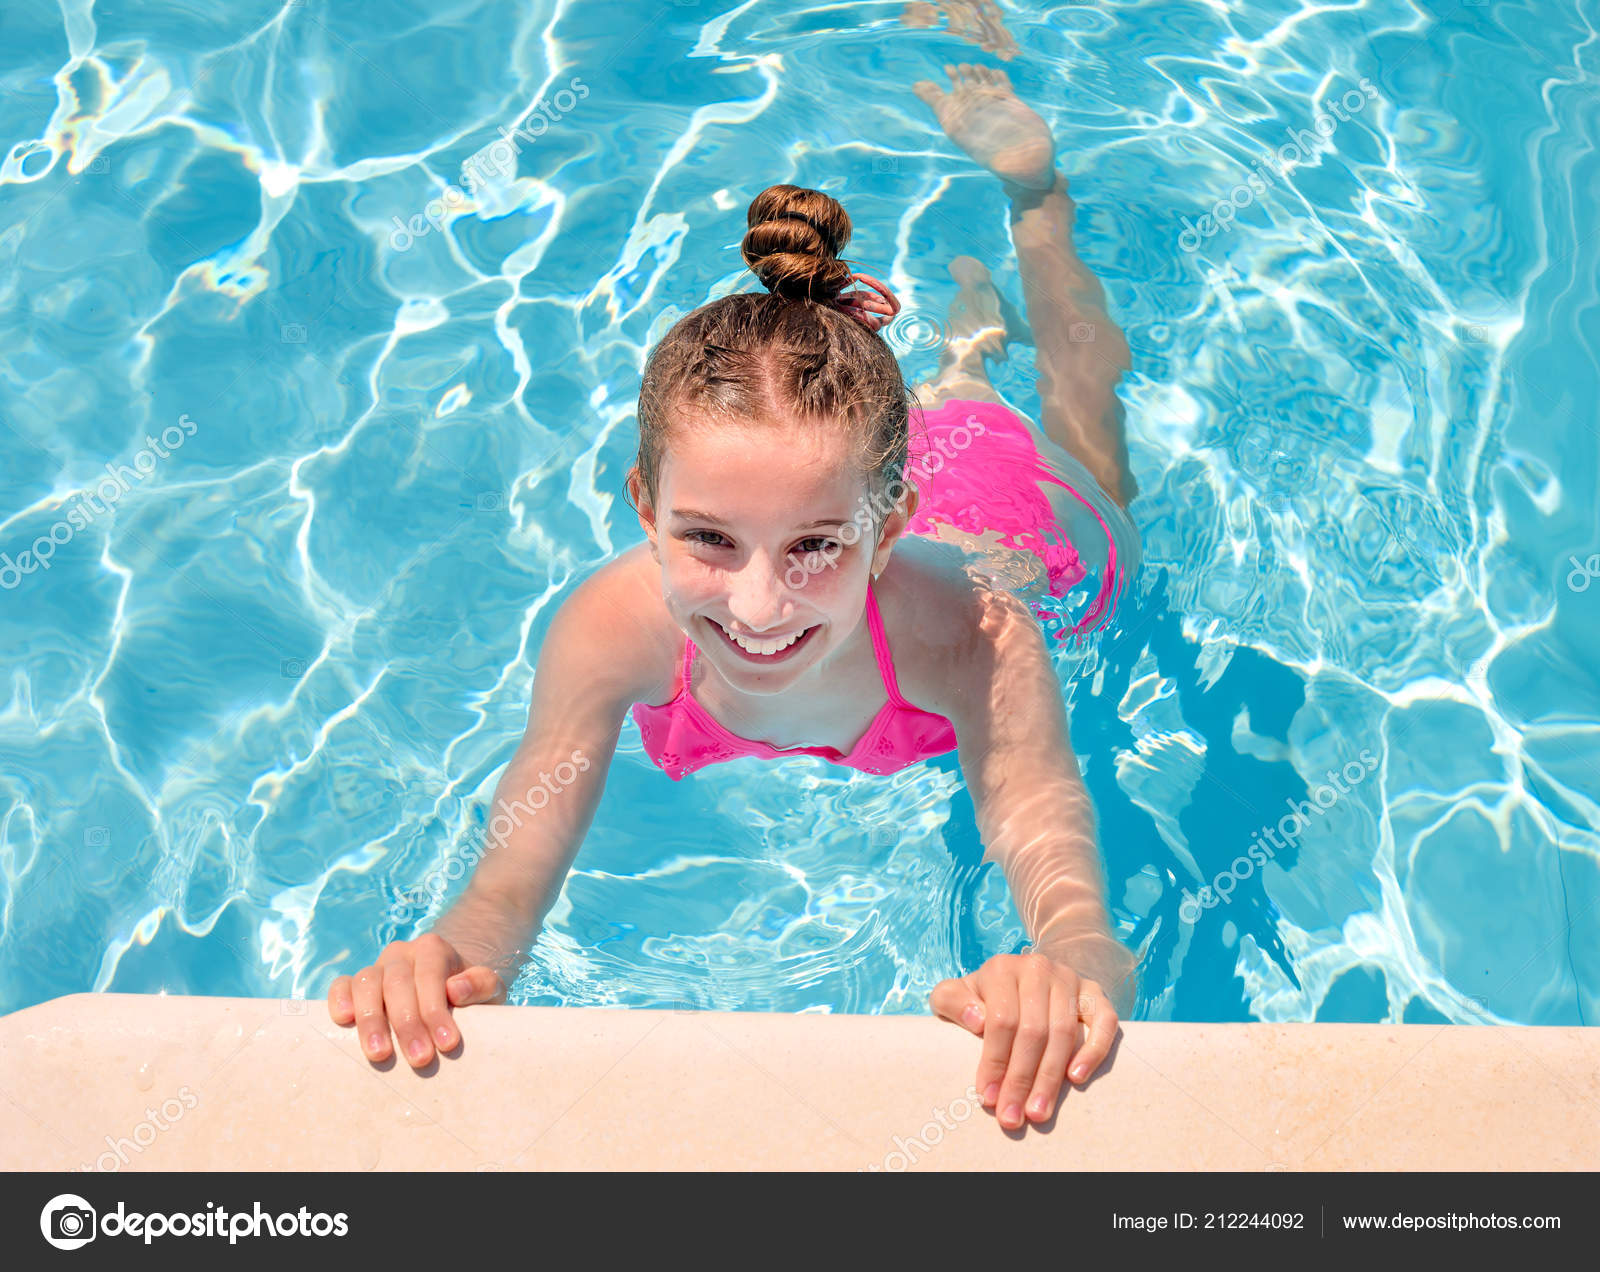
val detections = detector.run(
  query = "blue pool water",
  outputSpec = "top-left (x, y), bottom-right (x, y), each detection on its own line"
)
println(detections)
top-left (2, 0), bottom-right (1596, 1025)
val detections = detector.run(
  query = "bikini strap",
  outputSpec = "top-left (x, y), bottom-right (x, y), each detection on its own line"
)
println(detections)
top-left (679, 633), bottom-right (697, 694)
top-left (864, 580), bottom-right (910, 707)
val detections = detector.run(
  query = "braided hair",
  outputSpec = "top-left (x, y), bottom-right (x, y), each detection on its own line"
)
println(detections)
top-left (632, 184), bottom-right (914, 519)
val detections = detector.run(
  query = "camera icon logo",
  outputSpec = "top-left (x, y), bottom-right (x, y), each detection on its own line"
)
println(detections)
top-left (40, 1194), bottom-right (97, 1249)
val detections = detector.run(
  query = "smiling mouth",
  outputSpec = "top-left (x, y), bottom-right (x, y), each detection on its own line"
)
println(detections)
top-left (707, 618), bottom-right (819, 662)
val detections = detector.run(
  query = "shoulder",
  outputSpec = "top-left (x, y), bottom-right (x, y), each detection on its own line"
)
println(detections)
top-left (538, 543), bottom-right (682, 711)
top-left (877, 537), bottom-right (1046, 724)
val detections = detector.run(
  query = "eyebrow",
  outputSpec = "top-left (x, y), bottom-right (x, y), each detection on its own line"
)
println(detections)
top-left (669, 509), bottom-right (849, 530)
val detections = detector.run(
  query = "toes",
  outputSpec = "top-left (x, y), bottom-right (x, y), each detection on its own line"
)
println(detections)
top-left (913, 79), bottom-right (945, 108)
top-left (949, 254), bottom-right (988, 285)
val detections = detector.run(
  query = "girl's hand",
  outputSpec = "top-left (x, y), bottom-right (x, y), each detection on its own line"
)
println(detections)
top-left (326, 934), bottom-right (507, 1068)
top-left (930, 950), bottom-right (1119, 1129)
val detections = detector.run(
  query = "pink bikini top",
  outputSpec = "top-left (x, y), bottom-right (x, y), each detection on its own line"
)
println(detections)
top-left (631, 582), bottom-right (958, 781)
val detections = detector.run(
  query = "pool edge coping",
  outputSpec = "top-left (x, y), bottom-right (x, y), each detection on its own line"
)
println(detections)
top-left (3, 993), bottom-right (1595, 1170)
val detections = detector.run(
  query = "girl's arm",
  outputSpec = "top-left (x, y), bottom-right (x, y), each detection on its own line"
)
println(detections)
top-left (945, 585), bottom-right (1135, 1003)
top-left (923, 577), bottom-right (1136, 1127)
top-left (328, 554), bottom-right (670, 1066)
top-left (428, 596), bottom-right (634, 982)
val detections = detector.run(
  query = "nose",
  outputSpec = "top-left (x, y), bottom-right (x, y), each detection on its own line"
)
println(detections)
top-left (725, 552), bottom-right (795, 632)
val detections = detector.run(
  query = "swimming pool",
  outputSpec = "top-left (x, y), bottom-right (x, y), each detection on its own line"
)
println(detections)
top-left (1, 0), bottom-right (1595, 1025)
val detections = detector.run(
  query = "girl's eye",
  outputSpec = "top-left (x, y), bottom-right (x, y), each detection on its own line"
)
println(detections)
top-left (794, 537), bottom-right (839, 556)
top-left (686, 530), bottom-right (729, 547)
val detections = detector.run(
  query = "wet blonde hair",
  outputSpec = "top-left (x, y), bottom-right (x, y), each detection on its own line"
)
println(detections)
top-left (632, 184), bottom-right (915, 518)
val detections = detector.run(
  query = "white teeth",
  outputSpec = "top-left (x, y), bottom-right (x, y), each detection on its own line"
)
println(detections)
top-left (718, 622), bottom-right (804, 657)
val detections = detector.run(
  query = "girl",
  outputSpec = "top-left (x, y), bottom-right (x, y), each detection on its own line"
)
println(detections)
top-left (330, 65), bottom-right (1142, 1133)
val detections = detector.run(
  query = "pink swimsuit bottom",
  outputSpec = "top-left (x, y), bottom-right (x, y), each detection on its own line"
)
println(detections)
top-left (903, 397), bottom-right (1120, 635)
top-left (633, 398), bottom-right (1120, 781)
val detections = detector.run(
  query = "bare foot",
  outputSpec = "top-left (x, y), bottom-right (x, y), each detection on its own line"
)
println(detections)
top-left (913, 64), bottom-right (1055, 191)
top-left (901, 0), bottom-right (1020, 61)
top-left (948, 255), bottom-right (1009, 362)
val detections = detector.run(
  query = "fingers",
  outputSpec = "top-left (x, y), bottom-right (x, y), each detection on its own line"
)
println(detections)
top-left (447, 964), bottom-right (507, 1007)
top-left (412, 935), bottom-right (463, 1056)
top-left (952, 954), bottom-right (1119, 1131)
top-left (350, 964), bottom-right (392, 1062)
top-left (993, 953), bottom-right (1055, 1130)
top-left (327, 975), bottom-right (355, 1025)
top-left (1024, 978), bottom-right (1080, 1123)
top-left (929, 976), bottom-right (985, 1035)
top-left (381, 956), bottom-right (434, 1069)
top-left (972, 960), bottom-right (1021, 1122)
top-left (1067, 980), bottom-right (1119, 1085)
top-left (332, 939), bottom-right (499, 1069)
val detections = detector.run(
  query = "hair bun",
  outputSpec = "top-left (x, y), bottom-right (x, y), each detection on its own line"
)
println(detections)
top-left (741, 184), bottom-right (857, 303)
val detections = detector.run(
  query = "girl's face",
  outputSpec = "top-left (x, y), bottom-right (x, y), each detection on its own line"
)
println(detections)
top-left (634, 414), bottom-right (914, 696)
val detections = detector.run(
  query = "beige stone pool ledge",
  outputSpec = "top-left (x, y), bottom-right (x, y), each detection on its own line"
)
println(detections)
top-left (2, 993), bottom-right (1594, 1171)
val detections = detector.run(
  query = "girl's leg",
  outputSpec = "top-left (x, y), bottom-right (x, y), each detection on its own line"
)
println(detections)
top-left (1006, 173), bottom-right (1137, 507)
top-left (910, 255), bottom-right (1011, 411)
top-left (908, 253), bottom-right (1132, 594)
top-left (913, 64), bottom-right (1138, 509)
